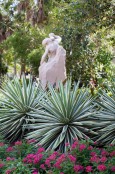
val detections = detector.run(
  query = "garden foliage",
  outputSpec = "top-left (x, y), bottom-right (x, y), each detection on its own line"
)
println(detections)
top-left (26, 80), bottom-right (98, 152)
top-left (95, 83), bottom-right (115, 145)
top-left (0, 76), bottom-right (44, 142)
top-left (0, 77), bottom-right (115, 151)
top-left (0, 139), bottom-right (115, 174)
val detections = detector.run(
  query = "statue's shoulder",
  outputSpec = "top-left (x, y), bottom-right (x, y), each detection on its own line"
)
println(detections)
top-left (56, 45), bottom-right (66, 57)
top-left (58, 45), bottom-right (66, 52)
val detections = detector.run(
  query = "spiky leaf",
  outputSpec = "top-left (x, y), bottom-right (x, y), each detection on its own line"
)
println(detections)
top-left (26, 80), bottom-right (97, 152)
top-left (96, 84), bottom-right (115, 145)
top-left (0, 76), bottom-right (44, 142)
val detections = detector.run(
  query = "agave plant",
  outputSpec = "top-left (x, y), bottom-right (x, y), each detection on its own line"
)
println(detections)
top-left (96, 84), bottom-right (115, 145)
top-left (0, 76), bottom-right (44, 142)
top-left (26, 80), bottom-right (98, 152)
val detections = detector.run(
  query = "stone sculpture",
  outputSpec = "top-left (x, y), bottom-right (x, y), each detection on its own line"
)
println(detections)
top-left (39, 33), bottom-right (66, 89)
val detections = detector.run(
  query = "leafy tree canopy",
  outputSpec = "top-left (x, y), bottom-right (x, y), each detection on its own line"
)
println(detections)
top-left (0, 0), bottom-right (114, 85)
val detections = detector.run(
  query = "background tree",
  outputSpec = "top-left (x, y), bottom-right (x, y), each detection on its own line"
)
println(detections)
top-left (46, 0), bottom-right (114, 85)
top-left (0, 0), bottom-right (114, 84)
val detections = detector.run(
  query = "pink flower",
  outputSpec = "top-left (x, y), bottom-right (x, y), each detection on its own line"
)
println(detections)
top-left (85, 166), bottom-right (92, 173)
top-left (0, 142), bottom-right (4, 146)
top-left (15, 141), bottom-right (22, 146)
top-left (97, 164), bottom-right (106, 171)
top-left (5, 169), bottom-right (12, 174)
top-left (60, 173), bottom-right (64, 174)
top-left (23, 157), bottom-right (32, 163)
top-left (37, 147), bottom-right (45, 153)
top-left (39, 153), bottom-right (43, 159)
top-left (57, 154), bottom-right (66, 162)
top-left (32, 168), bottom-right (38, 174)
top-left (73, 138), bottom-right (79, 141)
top-left (47, 151), bottom-right (58, 162)
top-left (0, 163), bottom-right (4, 168)
top-left (54, 154), bottom-right (66, 169)
top-left (40, 164), bottom-right (46, 170)
top-left (54, 162), bottom-right (61, 169)
top-left (74, 165), bottom-right (84, 172)
top-left (65, 142), bottom-right (70, 147)
top-left (6, 157), bottom-right (15, 161)
top-left (110, 144), bottom-right (114, 147)
top-left (48, 153), bottom-right (56, 160)
top-left (100, 156), bottom-right (107, 163)
top-left (6, 147), bottom-right (14, 152)
top-left (94, 141), bottom-right (97, 145)
top-left (33, 154), bottom-right (43, 164)
top-left (90, 152), bottom-right (97, 156)
top-left (79, 144), bottom-right (86, 151)
top-left (71, 141), bottom-right (79, 149)
top-left (45, 159), bottom-right (51, 167)
top-left (68, 154), bottom-right (76, 163)
top-left (101, 150), bottom-right (109, 156)
top-left (27, 139), bottom-right (36, 143)
top-left (87, 146), bottom-right (93, 150)
top-left (90, 156), bottom-right (100, 163)
top-left (110, 151), bottom-right (115, 157)
top-left (23, 153), bottom-right (36, 164)
top-left (53, 151), bottom-right (59, 155)
top-left (111, 166), bottom-right (115, 172)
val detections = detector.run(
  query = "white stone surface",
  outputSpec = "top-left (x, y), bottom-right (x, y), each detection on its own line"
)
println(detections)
top-left (39, 33), bottom-right (66, 89)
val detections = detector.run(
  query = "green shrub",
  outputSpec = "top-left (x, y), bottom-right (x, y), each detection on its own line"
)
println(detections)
top-left (0, 76), bottom-right (44, 142)
top-left (26, 80), bottom-right (98, 152)
top-left (96, 84), bottom-right (115, 145)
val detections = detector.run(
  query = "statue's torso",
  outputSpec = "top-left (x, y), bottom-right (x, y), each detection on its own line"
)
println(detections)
top-left (47, 42), bottom-right (58, 61)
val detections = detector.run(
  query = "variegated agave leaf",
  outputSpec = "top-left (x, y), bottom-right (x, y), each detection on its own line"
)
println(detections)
top-left (26, 80), bottom-right (97, 152)
top-left (96, 85), bottom-right (115, 145)
top-left (0, 76), bottom-right (44, 142)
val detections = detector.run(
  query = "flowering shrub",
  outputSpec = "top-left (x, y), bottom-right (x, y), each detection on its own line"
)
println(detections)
top-left (0, 138), bottom-right (115, 174)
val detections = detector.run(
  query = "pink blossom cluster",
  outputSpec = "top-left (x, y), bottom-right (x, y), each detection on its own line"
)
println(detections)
top-left (53, 154), bottom-right (66, 169)
top-left (14, 141), bottom-right (22, 146)
top-left (6, 146), bottom-right (14, 152)
top-left (0, 163), bottom-right (4, 168)
top-left (6, 157), bottom-right (15, 161)
top-left (0, 139), bottom-right (115, 174)
top-left (74, 165), bottom-right (84, 172)
top-left (23, 153), bottom-right (43, 164)
top-left (0, 142), bottom-right (4, 146)
top-left (45, 151), bottom-right (59, 168)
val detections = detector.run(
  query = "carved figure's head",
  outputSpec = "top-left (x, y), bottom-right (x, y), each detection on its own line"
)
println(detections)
top-left (49, 33), bottom-right (62, 43)
top-left (42, 33), bottom-right (62, 47)
top-left (42, 38), bottom-right (52, 47)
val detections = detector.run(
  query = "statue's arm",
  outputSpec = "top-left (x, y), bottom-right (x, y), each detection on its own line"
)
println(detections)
top-left (40, 47), bottom-right (48, 65)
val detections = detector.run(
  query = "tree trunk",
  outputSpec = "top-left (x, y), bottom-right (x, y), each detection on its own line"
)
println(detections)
top-left (37, 0), bottom-right (45, 23)
top-left (20, 60), bottom-right (26, 77)
top-left (14, 58), bottom-right (17, 75)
